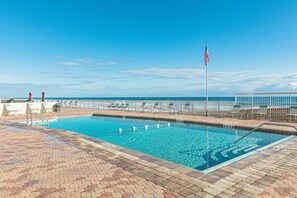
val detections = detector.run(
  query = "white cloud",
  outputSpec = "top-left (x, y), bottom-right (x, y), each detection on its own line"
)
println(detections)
top-left (121, 68), bottom-right (297, 94)
top-left (57, 58), bottom-right (119, 68)
top-left (107, 61), bottom-right (118, 65)
top-left (59, 61), bottom-right (81, 66)
top-left (123, 68), bottom-right (205, 79)
top-left (74, 58), bottom-right (91, 63)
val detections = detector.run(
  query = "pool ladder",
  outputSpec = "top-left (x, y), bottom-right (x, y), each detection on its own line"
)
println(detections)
top-left (234, 122), bottom-right (297, 144)
top-left (26, 112), bottom-right (49, 127)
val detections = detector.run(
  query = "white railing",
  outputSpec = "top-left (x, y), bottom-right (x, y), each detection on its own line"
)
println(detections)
top-left (58, 92), bottom-right (297, 121)
top-left (235, 92), bottom-right (297, 120)
top-left (58, 100), bottom-right (235, 116)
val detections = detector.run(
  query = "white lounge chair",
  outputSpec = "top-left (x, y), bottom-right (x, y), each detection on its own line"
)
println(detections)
top-left (254, 104), bottom-right (268, 119)
top-left (182, 103), bottom-right (192, 114)
top-left (286, 105), bottom-right (297, 121)
top-left (228, 104), bottom-right (242, 118)
top-left (138, 102), bottom-right (147, 112)
top-left (42, 102), bottom-right (57, 113)
top-left (167, 102), bottom-right (178, 114)
top-left (149, 102), bottom-right (161, 113)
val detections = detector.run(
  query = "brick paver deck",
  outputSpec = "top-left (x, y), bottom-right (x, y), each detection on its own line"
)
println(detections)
top-left (0, 125), bottom-right (181, 198)
top-left (1, 108), bottom-right (297, 197)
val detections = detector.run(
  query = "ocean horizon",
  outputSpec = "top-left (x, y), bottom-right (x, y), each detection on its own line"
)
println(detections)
top-left (15, 96), bottom-right (235, 101)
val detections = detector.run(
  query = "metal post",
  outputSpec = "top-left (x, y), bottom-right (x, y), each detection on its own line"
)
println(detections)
top-left (205, 64), bottom-right (209, 116)
top-left (269, 94), bottom-right (272, 120)
top-left (251, 94), bottom-right (254, 119)
top-left (218, 101), bottom-right (221, 117)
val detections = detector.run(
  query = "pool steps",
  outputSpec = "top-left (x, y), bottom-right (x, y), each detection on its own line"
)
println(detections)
top-left (198, 143), bottom-right (259, 170)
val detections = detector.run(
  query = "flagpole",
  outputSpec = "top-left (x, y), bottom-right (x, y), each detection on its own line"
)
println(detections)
top-left (205, 42), bottom-right (209, 116)
top-left (206, 62), bottom-right (208, 116)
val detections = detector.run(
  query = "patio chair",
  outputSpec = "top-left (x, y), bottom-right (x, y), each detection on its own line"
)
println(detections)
top-left (124, 103), bottom-right (130, 111)
top-left (254, 104), bottom-right (268, 119)
top-left (228, 104), bottom-right (242, 118)
top-left (114, 103), bottom-right (120, 110)
top-left (149, 102), bottom-right (161, 113)
top-left (107, 103), bottom-right (114, 109)
top-left (138, 102), bottom-right (147, 112)
top-left (286, 105), bottom-right (297, 121)
top-left (42, 102), bottom-right (57, 113)
top-left (182, 103), bottom-right (192, 114)
top-left (167, 102), bottom-right (178, 114)
top-left (72, 101), bottom-right (78, 107)
top-left (119, 103), bottom-right (128, 110)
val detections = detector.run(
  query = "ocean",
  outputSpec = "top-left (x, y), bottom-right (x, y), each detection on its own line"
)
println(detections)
top-left (35, 97), bottom-right (235, 101)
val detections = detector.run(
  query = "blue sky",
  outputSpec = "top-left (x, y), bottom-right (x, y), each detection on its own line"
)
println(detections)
top-left (0, 0), bottom-right (297, 98)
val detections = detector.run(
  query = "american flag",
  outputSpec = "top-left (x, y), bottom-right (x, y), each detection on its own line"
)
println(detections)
top-left (204, 43), bottom-right (209, 66)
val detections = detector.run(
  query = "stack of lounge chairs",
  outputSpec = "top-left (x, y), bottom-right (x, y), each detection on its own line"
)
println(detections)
top-left (286, 105), bottom-right (297, 121)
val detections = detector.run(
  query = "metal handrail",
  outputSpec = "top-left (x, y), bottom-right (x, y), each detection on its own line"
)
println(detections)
top-left (26, 111), bottom-right (49, 126)
top-left (234, 122), bottom-right (297, 144)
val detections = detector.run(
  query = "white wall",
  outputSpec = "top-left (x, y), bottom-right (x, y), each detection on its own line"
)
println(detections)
top-left (0, 104), bottom-right (3, 116)
top-left (1, 101), bottom-right (57, 116)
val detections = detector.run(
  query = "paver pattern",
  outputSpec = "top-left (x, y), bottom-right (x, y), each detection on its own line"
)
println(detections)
top-left (0, 125), bottom-right (181, 198)
top-left (1, 108), bottom-right (297, 197)
top-left (257, 168), bottom-right (297, 197)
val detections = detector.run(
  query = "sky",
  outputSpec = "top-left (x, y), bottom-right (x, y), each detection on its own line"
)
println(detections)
top-left (0, 0), bottom-right (297, 98)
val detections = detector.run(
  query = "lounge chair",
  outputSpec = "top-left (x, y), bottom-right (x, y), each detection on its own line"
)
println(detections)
top-left (42, 102), bottom-right (57, 113)
top-left (228, 104), bottom-right (242, 118)
top-left (254, 104), bottom-right (268, 119)
top-left (182, 103), bottom-right (192, 114)
top-left (68, 101), bottom-right (73, 107)
top-left (149, 102), bottom-right (161, 113)
top-left (138, 102), bottom-right (147, 112)
top-left (107, 103), bottom-right (115, 109)
top-left (124, 103), bottom-right (130, 111)
top-left (114, 103), bottom-right (120, 110)
top-left (167, 102), bottom-right (178, 114)
top-left (286, 105), bottom-right (297, 121)
top-left (119, 103), bottom-right (128, 110)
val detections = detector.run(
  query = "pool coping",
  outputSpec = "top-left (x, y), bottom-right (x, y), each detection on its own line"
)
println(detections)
top-left (3, 113), bottom-right (297, 197)
top-left (93, 113), bottom-right (297, 135)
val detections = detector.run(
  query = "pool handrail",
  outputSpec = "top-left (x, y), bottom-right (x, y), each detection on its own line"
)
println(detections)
top-left (234, 122), bottom-right (297, 144)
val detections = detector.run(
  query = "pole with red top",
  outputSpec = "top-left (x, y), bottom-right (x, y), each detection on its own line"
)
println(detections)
top-left (42, 92), bottom-right (45, 102)
top-left (29, 92), bottom-right (32, 102)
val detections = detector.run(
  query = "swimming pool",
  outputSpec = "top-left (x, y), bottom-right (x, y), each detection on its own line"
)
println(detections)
top-left (41, 116), bottom-right (290, 171)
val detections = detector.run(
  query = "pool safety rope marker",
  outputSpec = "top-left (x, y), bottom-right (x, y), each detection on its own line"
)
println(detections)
top-left (117, 122), bottom-right (171, 134)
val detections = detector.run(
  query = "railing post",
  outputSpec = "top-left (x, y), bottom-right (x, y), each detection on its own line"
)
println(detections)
top-left (269, 94), bottom-right (272, 120)
top-left (218, 101), bottom-right (221, 117)
top-left (251, 94), bottom-right (254, 119)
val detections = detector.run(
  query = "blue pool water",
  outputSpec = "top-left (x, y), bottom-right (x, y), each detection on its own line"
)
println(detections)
top-left (42, 116), bottom-right (289, 171)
